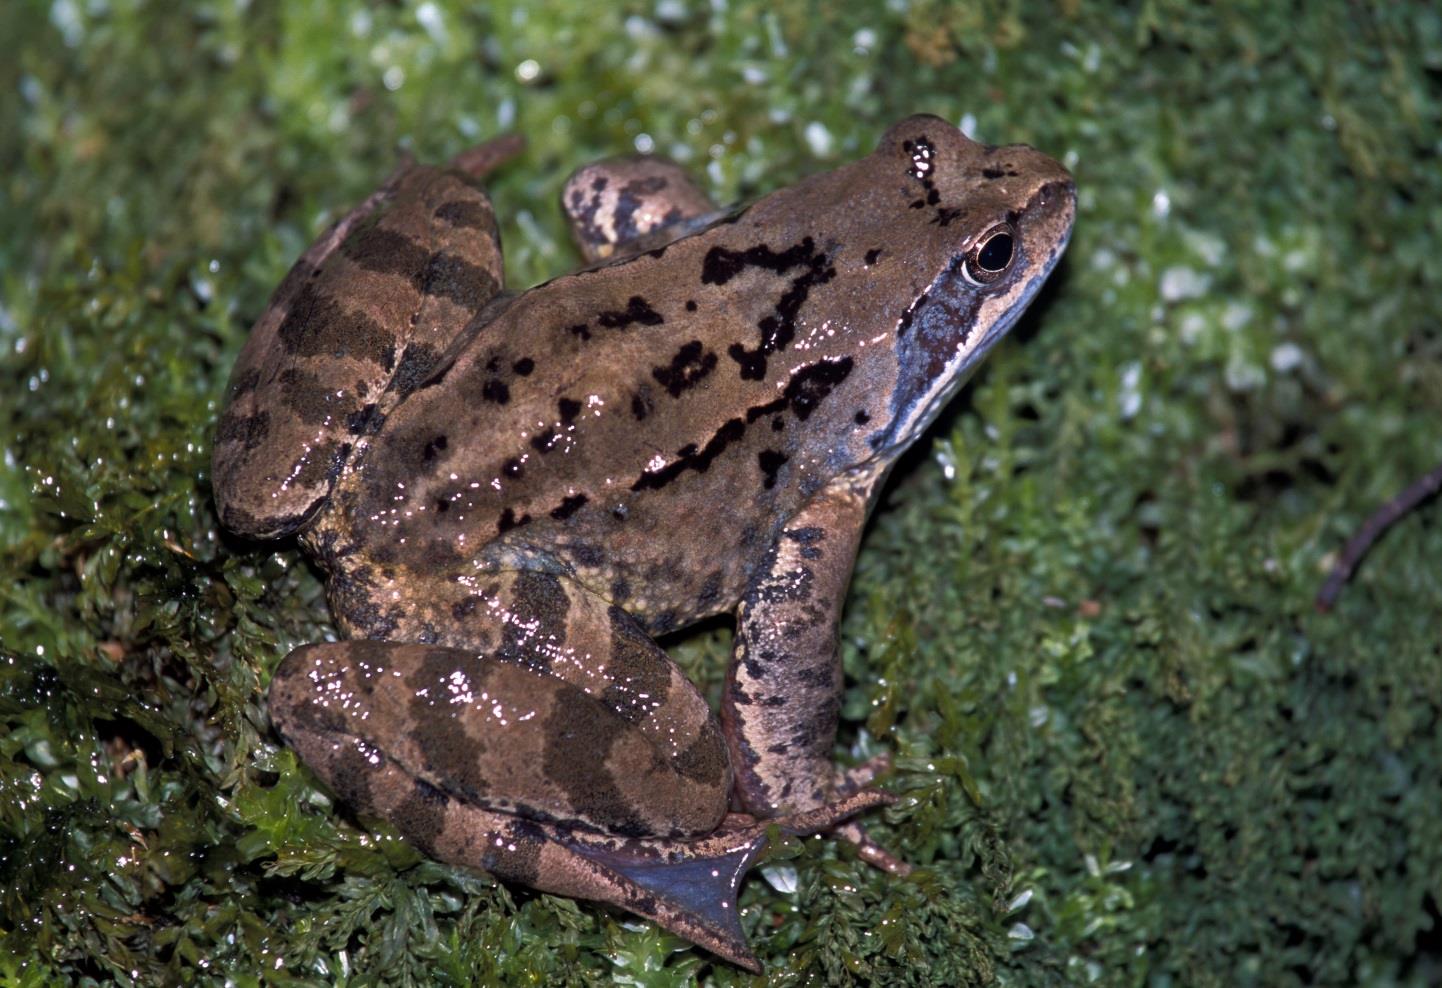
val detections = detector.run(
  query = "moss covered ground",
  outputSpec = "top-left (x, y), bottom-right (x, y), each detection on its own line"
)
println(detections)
top-left (2, 1), bottom-right (1440, 984)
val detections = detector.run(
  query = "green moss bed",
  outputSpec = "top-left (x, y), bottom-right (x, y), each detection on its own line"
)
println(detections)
top-left (3, 2), bottom-right (1440, 984)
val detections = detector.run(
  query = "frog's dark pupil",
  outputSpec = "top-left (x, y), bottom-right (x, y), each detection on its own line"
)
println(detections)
top-left (977, 232), bottom-right (1013, 271)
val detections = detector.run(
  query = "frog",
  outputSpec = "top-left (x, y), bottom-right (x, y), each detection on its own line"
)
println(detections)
top-left (212, 115), bottom-right (1075, 971)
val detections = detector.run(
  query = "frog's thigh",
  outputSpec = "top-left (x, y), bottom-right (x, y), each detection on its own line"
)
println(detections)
top-left (721, 480), bottom-right (870, 817)
top-left (561, 156), bottom-right (716, 263)
top-left (348, 569), bottom-right (727, 775)
top-left (274, 572), bottom-right (731, 838)
top-left (213, 157), bottom-right (507, 540)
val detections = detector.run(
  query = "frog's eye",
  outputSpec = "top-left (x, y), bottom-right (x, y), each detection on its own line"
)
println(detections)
top-left (964, 225), bottom-right (1016, 285)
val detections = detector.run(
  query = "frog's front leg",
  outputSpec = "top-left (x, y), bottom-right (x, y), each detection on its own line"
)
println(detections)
top-left (269, 570), bottom-right (887, 971)
top-left (721, 476), bottom-right (909, 873)
top-left (561, 156), bottom-right (717, 264)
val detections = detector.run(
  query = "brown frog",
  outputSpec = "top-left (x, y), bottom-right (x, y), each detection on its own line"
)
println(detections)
top-left (213, 116), bottom-right (1075, 970)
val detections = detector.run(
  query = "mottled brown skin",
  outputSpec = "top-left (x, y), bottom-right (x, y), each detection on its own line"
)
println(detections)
top-left (217, 118), bottom-right (1075, 971)
top-left (562, 155), bottom-right (718, 264)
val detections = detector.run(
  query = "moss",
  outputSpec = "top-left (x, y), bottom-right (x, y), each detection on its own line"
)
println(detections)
top-left (3, 0), bottom-right (1440, 984)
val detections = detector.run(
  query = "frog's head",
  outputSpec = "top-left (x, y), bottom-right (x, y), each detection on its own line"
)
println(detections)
top-left (864, 114), bottom-right (1075, 455)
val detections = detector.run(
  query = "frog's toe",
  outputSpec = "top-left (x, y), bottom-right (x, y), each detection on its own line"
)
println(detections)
top-left (748, 787), bottom-right (896, 837)
top-left (817, 757), bottom-right (912, 875)
top-left (834, 752), bottom-right (894, 796)
top-left (448, 133), bottom-right (526, 178)
top-left (834, 820), bottom-right (912, 876)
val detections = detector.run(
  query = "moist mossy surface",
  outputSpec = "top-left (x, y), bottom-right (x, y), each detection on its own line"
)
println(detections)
top-left (3, 2), bottom-right (1440, 985)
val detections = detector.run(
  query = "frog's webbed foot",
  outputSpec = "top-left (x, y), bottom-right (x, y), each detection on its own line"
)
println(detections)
top-left (559, 788), bottom-right (894, 972)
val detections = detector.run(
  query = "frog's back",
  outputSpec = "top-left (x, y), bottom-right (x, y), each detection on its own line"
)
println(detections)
top-left (313, 118), bottom-right (1075, 632)
top-left (313, 161), bottom-right (879, 627)
top-left (320, 229), bottom-right (829, 628)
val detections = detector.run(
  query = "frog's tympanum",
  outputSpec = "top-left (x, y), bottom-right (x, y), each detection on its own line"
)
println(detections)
top-left (213, 116), bottom-right (1074, 970)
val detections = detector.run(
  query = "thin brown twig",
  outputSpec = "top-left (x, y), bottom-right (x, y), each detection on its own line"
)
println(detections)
top-left (1316, 460), bottom-right (1442, 611)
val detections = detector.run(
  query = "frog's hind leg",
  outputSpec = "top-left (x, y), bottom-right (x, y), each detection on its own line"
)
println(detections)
top-left (271, 570), bottom-right (890, 969)
top-left (270, 639), bottom-right (888, 970)
top-left (213, 136), bottom-right (520, 540)
top-left (562, 156), bottom-right (718, 264)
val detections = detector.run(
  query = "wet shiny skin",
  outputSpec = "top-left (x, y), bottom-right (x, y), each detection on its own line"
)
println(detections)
top-left (213, 115), bottom-right (1074, 970)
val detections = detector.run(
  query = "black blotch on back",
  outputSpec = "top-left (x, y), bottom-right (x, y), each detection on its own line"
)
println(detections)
top-left (421, 434), bottom-right (449, 463)
top-left (651, 340), bottom-right (717, 397)
top-left (497, 507), bottom-right (532, 534)
top-left (482, 379), bottom-right (510, 404)
top-left (745, 356), bottom-right (855, 423)
top-left (701, 238), bottom-right (813, 286)
top-left (550, 493), bottom-right (588, 520)
top-left (630, 392), bottom-right (652, 421)
top-left (531, 428), bottom-right (557, 453)
top-left (757, 449), bottom-right (788, 490)
top-left (512, 357), bottom-right (535, 376)
top-left (865, 248), bottom-right (882, 265)
top-left (628, 357), bottom-right (854, 492)
top-left (597, 296), bottom-right (664, 329)
top-left (503, 457), bottom-right (524, 478)
top-left (558, 397), bottom-right (582, 424)
top-left (631, 418), bottom-right (746, 491)
top-left (702, 237), bottom-right (835, 380)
